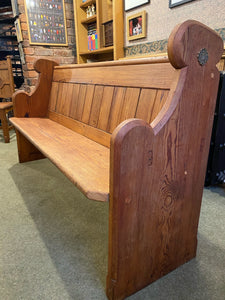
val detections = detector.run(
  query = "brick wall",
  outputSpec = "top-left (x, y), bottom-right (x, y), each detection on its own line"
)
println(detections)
top-left (18, 0), bottom-right (76, 91)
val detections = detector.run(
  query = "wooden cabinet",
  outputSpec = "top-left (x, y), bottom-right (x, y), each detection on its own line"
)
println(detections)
top-left (73, 0), bottom-right (124, 63)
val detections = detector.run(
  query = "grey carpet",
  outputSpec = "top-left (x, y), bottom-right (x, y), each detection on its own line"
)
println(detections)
top-left (0, 131), bottom-right (225, 300)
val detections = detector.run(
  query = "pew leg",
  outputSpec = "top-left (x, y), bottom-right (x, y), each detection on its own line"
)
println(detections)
top-left (106, 120), bottom-right (198, 300)
top-left (0, 108), bottom-right (10, 143)
top-left (15, 130), bottom-right (45, 163)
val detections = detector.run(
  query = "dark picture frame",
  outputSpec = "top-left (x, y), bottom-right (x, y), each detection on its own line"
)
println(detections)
top-left (24, 0), bottom-right (68, 46)
top-left (169, 0), bottom-right (195, 8)
top-left (124, 0), bottom-right (150, 12)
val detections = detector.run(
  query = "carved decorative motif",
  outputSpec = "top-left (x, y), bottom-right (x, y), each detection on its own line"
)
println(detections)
top-left (197, 48), bottom-right (209, 66)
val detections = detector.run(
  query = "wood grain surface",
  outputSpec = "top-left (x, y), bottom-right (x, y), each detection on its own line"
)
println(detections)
top-left (11, 117), bottom-right (109, 202)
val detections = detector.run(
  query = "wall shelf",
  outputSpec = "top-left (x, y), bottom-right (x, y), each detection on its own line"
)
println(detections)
top-left (80, 0), bottom-right (96, 9)
top-left (80, 46), bottom-right (113, 56)
top-left (81, 15), bottom-right (96, 25)
top-left (74, 0), bottom-right (124, 64)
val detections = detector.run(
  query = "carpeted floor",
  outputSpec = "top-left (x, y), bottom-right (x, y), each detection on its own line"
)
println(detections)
top-left (0, 131), bottom-right (225, 300)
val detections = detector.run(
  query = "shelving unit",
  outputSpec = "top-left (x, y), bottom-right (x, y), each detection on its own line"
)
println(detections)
top-left (0, 1), bottom-right (24, 89)
top-left (74, 0), bottom-right (124, 64)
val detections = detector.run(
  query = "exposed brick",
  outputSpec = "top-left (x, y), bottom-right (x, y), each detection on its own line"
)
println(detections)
top-left (22, 40), bottom-right (30, 47)
top-left (24, 47), bottom-right (35, 55)
top-left (19, 5), bottom-right (25, 14)
top-left (25, 55), bottom-right (38, 63)
top-left (34, 48), bottom-right (54, 56)
top-left (67, 28), bottom-right (74, 36)
top-left (19, 13), bottom-right (27, 23)
top-left (65, 13), bottom-right (74, 20)
top-left (58, 57), bottom-right (76, 64)
top-left (66, 20), bottom-right (72, 28)
top-left (22, 31), bottom-right (29, 40)
top-left (27, 70), bottom-right (38, 78)
top-left (17, 0), bottom-right (76, 89)
top-left (68, 36), bottom-right (75, 44)
top-left (27, 63), bottom-right (34, 70)
top-left (21, 22), bottom-right (28, 31)
top-left (53, 49), bottom-right (73, 57)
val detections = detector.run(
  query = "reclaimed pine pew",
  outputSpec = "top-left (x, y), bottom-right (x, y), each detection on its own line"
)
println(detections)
top-left (11, 20), bottom-right (223, 300)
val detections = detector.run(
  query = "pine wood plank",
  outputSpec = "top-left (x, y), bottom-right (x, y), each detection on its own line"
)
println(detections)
top-left (76, 84), bottom-right (87, 121)
top-left (11, 117), bottom-right (110, 202)
top-left (0, 57), bottom-right (15, 99)
top-left (69, 84), bottom-right (80, 119)
top-left (119, 88), bottom-right (140, 124)
top-left (48, 111), bottom-right (111, 148)
top-left (81, 84), bottom-right (95, 124)
top-left (150, 90), bottom-right (169, 122)
top-left (59, 83), bottom-right (70, 115)
top-left (135, 89), bottom-right (158, 123)
top-left (53, 63), bottom-right (175, 89)
top-left (55, 82), bottom-right (64, 113)
top-left (107, 87), bottom-right (126, 133)
top-left (64, 83), bottom-right (74, 117)
top-left (97, 86), bottom-right (114, 131)
top-left (89, 85), bottom-right (104, 127)
top-left (48, 82), bottom-right (59, 112)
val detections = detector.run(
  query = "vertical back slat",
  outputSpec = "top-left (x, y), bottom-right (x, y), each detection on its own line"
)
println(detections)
top-left (55, 82), bottom-right (64, 113)
top-left (81, 84), bottom-right (95, 124)
top-left (119, 88), bottom-right (140, 124)
top-left (69, 84), bottom-right (80, 119)
top-left (49, 82), bottom-right (59, 111)
top-left (63, 84), bottom-right (75, 117)
top-left (59, 83), bottom-right (69, 115)
top-left (89, 85), bottom-right (104, 127)
top-left (107, 87), bottom-right (126, 133)
top-left (135, 89), bottom-right (158, 123)
top-left (75, 84), bottom-right (87, 121)
top-left (49, 82), bottom-right (170, 136)
top-left (150, 90), bottom-right (169, 122)
top-left (97, 86), bottom-right (114, 131)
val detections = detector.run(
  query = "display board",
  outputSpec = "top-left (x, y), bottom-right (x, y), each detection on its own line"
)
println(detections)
top-left (25, 0), bottom-right (68, 46)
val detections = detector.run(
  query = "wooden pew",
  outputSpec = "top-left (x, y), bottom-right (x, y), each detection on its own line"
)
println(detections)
top-left (0, 56), bottom-right (15, 142)
top-left (11, 20), bottom-right (223, 299)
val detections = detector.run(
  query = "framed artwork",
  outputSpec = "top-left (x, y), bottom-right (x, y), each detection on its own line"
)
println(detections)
top-left (124, 0), bottom-right (150, 12)
top-left (127, 11), bottom-right (146, 41)
top-left (24, 0), bottom-right (68, 46)
top-left (15, 19), bottom-right (23, 43)
top-left (169, 0), bottom-right (195, 8)
top-left (11, 0), bottom-right (19, 16)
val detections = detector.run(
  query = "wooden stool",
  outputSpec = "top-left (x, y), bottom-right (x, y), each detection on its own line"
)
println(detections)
top-left (0, 101), bottom-right (13, 143)
top-left (0, 56), bottom-right (15, 143)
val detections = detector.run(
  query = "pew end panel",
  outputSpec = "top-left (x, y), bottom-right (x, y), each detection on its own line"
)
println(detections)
top-left (107, 20), bottom-right (223, 299)
top-left (12, 59), bottom-right (58, 162)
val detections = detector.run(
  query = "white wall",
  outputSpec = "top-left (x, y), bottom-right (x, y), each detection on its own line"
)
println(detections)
top-left (125, 0), bottom-right (225, 47)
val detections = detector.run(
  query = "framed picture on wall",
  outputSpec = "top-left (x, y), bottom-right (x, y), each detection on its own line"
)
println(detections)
top-left (24, 0), bottom-right (68, 46)
top-left (124, 0), bottom-right (150, 12)
top-left (11, 0), bottom-right (19, 16)
top-left (127, 11), bottom-right (146, 41)
top-left (169, 0), bottom-right (195, 8)
top-left (15, 19), bottom-right (23, 43)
